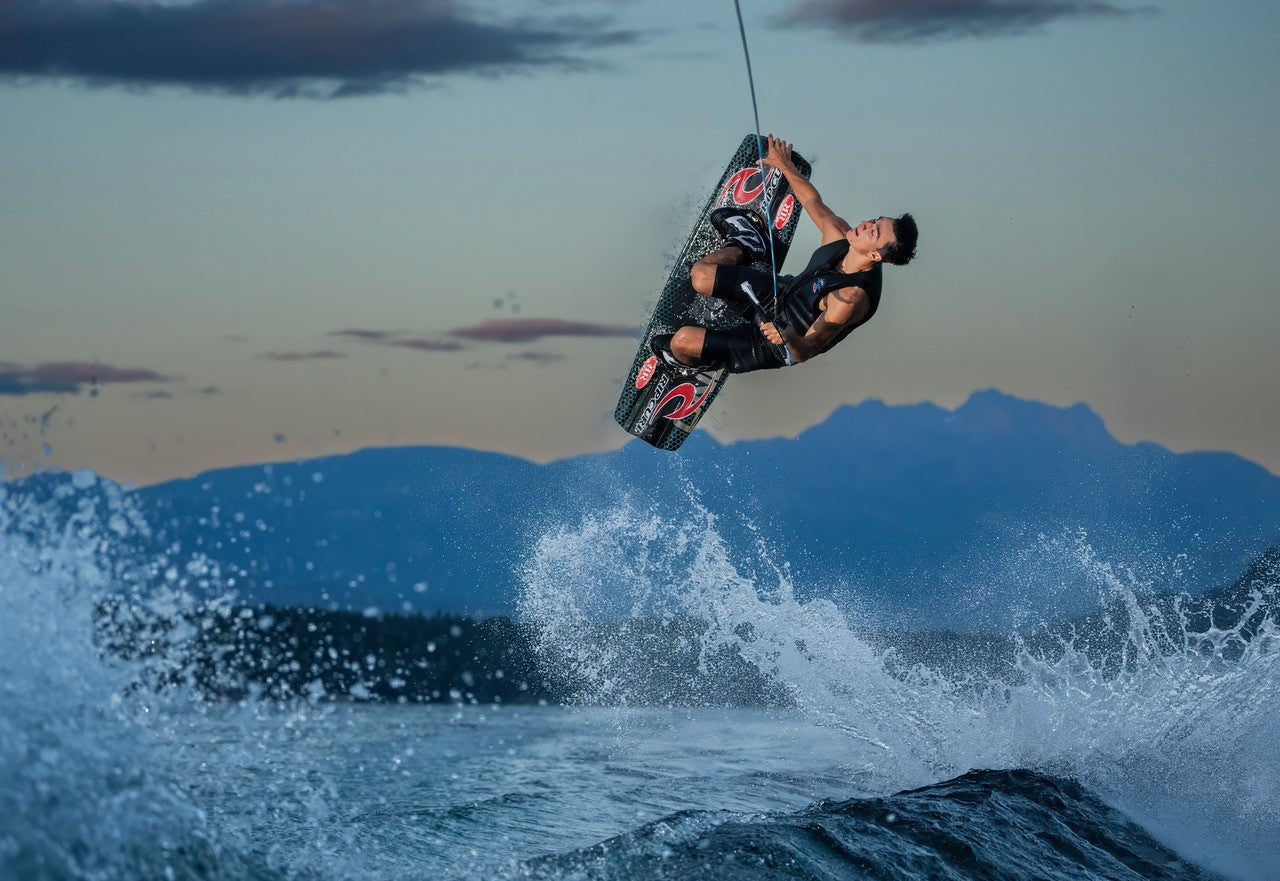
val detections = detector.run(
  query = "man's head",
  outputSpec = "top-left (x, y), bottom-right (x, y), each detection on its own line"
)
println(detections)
top-left (847, 213), bottom-right (918, 266)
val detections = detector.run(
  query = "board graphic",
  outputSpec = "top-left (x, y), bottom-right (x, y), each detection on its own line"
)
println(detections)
top-left (614, 135), bottom-right (812, 450)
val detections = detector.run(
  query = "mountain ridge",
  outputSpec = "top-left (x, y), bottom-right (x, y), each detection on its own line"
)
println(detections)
top-left (5, 389), bottom-right (1278, 629)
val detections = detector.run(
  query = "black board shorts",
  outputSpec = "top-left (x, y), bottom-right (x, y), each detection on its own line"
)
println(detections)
top-left (707, 264), bottom-right (791, 374)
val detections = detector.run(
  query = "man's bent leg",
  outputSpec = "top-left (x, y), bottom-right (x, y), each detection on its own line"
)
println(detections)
top-left (694, 262), bottom-right (781, 323)
top-left (651, 327), bottom-right (708, 368)
top-left (690, 246), bottom-right (746, 296)
top-left (671, 327), bottom-right (706, 365)
top-left (656, 325), bottom-right (784, 373)
top-left (703, 325), bottom-right (787, 374)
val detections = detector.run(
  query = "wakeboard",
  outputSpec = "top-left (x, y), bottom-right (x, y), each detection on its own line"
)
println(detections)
top-left (613, 135), bottom-right (812, 450)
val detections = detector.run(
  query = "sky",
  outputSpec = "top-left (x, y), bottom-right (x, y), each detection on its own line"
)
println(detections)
top-left (2, 0), bottom-right (1278, 485)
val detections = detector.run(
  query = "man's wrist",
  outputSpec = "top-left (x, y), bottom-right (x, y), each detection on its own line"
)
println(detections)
top-left (781, 326), bottom-right (804, 351)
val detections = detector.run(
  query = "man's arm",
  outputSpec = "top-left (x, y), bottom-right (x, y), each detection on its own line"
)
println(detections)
top-left (761, 135), bottom-right (851, 245)
top-left (760, 286), bottom-right (868, 363)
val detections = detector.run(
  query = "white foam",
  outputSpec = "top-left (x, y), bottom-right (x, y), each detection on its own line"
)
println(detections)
top-left (518, 499), bottom-right (1280, 881)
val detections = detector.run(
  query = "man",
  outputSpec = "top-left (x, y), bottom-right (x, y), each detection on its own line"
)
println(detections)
top-left (653, 135), bottom-right (917, 373)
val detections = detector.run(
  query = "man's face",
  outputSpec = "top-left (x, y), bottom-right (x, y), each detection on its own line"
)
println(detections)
top-left (846, 216), bottom-right (896, 262)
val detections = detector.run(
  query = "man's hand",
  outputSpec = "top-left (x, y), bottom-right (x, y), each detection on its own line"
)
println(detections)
top-left (761, 135), bottom-right (796, 173)
top-left (760, 321), bottom-right (806, 365)
top-left (758, 135), bottom-right (840, 241)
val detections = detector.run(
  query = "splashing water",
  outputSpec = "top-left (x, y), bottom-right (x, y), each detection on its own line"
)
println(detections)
top-left (4, 470), bottom-right (1277, 880)
top-left (0, 476), bottom-right (352, 881)
top-left (519, 501), bottom-right (1280, 880)
top-left (0, 476), bottom-right (239, 879)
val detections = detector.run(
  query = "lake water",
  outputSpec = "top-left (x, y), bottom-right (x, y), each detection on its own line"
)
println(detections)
top-left (3, 479), bottom-right (1278, 880)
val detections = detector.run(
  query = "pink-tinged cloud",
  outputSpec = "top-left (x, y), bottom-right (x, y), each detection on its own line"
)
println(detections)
top-left (451, 318), bottom-right (638, 344)
top-left (392, 338), bottom-right (468, 352)
top-left (259, 350), bottom-right (348, 361)
top-left (774, 0), bottom-right (1153, 43)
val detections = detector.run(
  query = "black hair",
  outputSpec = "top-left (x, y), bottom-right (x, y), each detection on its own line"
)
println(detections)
top-left (880, 213), bottom-right (918, 266)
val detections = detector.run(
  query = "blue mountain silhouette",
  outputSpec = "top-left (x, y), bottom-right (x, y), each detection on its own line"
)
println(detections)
top-left (7, 390), bottom-right (1278, 629)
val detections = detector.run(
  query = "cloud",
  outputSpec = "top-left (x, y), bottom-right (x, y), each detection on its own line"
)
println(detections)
top-left (0, 374), bottom-right (78, 396)
top-left (34, 361), bottom-right (172, 384)
top-left (330, 329), bottom-right (466, 351)
top-left (0, 0), bottom-right (638, 97)
top-left (772, 0), bottom-right (1153, 43)
top-left (0, 361), bottom-right (174, 396)
top-left (331, 329), bottom-right (393, 341)
top-left (391, 338), bottom-right (468, 352)
top-left (132, 390), bottom-right (175, 400)
top-left (329, 319), bottom-right (634, 350)
top-left (259, 350), bottom-right (348, 361)
top-left (451, 318), bottom-right (638, 344)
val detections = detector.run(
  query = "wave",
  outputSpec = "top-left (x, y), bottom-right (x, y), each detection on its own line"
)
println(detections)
top-left (518, 502), bottom-right (1280, 881)
top-left (519, 768), bottom-right (1213, 881)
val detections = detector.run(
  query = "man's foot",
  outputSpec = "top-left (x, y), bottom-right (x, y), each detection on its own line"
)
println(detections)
top-left (709, 208), bottom-right (771, 262)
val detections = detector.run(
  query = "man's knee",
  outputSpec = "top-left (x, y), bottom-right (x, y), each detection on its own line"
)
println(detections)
top-left (671, 326), bottom-right (703, 362)
top-left (690, 261), bottom-right (717, 295)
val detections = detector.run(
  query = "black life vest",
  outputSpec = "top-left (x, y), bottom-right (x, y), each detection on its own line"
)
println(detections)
top-left (779, 240), bottom-right (882, 356)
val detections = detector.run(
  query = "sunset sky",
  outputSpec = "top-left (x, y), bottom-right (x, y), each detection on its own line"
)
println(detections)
top-left (2, 0), bottom-right (1277, 484)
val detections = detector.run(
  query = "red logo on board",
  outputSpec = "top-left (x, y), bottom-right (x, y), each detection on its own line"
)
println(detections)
top-left (635, 355), bottom-right (658, 389)
top-left (775, 195), bottom-right (795, 229)
top-left (719, 167), bottom-right (767, 206)
top-left (657, 378), bottom-right (716, 420)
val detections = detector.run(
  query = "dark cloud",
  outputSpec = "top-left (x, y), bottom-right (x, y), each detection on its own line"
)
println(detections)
top-left (0, 374), bottom-right (78, 396)
top-left (0, 361), bottom-right (173, 396)
top-left (0, 362), bottom-right (74, 395)
top-left (35, 361), bottom-right (172, 384)
top-left (392, 338), bottom-right (468, 352)
top-left (331, 329), bottom-right (394, 341)
top-left (132, 390), bottom-right (175, 400)
top-left (0, 0), bottom-right (638, 98)
top-left (451, 318), bottom-right (638, 344)
top-left (259, 350), bottom-right (348, 361)
top-left (773, 0), bottom-right (1153, 43)
top-left (197, 385), bottom-right (222, 396)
